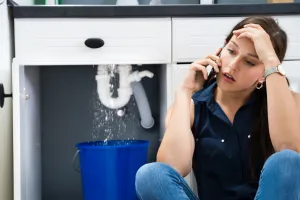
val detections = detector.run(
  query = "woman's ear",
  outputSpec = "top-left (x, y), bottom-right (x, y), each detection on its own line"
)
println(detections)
top-left (258, 76), bottom-right (265, 84)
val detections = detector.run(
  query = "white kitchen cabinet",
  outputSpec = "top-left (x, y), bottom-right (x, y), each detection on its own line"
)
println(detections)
top-left (275, 16), bottom-right (300, 61)
top-left (12, 17), bottom-right (171, 200)
top-left (11, 12), bottom-right (300, 200)
top-left (0, 1), bottom-right (13, 200)
top-left (15, 18), bottom-right (171, 65)
top-left (172, 16), bottom-right (300, 63)
top-left (172, 17), bottom-right (243, 63)
top-left (282, 60), bottom-right (300, 92)
top-left (172, 64), bottom-right (189, 95)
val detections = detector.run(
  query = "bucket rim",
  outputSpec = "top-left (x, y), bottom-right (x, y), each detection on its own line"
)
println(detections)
top-left (75, 139), bottom-right (149, 149)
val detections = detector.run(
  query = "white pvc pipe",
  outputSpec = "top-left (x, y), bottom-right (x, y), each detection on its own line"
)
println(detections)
top-left (95, 65), bottom-right (133, 110)
top-left (131, 81), bottom-right (155, 129)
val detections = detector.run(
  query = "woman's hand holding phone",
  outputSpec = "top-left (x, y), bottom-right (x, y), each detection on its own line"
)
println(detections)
top-left (179, 48), bottom-right (222, 94)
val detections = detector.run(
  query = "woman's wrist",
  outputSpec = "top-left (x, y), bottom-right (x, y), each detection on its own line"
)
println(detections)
top-left (176, 86), bottom-right (194, 98)
top-left (263, 56), bottom-right (281, 70)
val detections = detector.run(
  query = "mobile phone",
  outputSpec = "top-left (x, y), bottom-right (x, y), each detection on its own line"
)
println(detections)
top-left (202, 48), bottom-right (222, 88)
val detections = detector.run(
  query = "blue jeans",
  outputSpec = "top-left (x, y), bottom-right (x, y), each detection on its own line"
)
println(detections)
top-left (135, 149), bottom-right (300, 200)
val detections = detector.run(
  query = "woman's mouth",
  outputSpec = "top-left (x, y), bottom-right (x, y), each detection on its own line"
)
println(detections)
top-left (223, 73), bottom-right (236, 83)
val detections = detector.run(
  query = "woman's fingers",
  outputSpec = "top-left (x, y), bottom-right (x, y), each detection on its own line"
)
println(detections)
top-left (202, 57), bottom-right (220, 73)
top-left (190, 63), bottom-right (208, 80)
top-left (207, 55), bottom-right (221, 72)
top-left (215, 47), bottom-right (223, 56)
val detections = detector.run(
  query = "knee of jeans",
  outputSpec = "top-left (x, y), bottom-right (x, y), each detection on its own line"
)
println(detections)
top-left (135, 162), bottom-right (178, 192)
top-left (262, 149), bottom-right (300, 179)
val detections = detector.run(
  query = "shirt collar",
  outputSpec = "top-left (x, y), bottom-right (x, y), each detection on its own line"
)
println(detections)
top-left (192, 80), bottom-right (259, 106)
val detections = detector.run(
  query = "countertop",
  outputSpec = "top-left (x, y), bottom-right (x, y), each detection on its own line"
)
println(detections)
top-left (8, 0), bottom-right (300, 18)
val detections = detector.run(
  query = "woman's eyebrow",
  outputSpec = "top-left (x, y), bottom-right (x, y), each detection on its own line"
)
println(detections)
top-left (230, 41), bottom-right (239, 48)
top-left (248, 53), bottom-right (259, 59)
top-left (230, 40), bottom-right (259, 59)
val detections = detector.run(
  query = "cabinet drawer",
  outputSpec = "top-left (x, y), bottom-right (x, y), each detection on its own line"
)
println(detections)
top-left (172, 16), bottom-right (300, 63)
top-left (275, 16), bottom-right (300, 60)
top-left (15, 18), bottom-right (171, 65)
top-left (172, 17), bottom-right (243, 63)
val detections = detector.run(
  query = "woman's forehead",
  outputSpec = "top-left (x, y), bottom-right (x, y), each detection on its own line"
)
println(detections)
top-left (228, 36), bottom-right (256, 54)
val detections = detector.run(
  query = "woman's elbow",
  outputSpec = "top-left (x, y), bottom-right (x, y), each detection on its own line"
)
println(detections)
top-left (156, 154), bottom-right (192, 177)
top-left (275, 141), bottom-right (300, 154)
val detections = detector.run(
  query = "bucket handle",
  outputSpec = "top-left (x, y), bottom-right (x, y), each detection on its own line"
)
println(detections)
top-left (72, 150), bottom-right (81, 173)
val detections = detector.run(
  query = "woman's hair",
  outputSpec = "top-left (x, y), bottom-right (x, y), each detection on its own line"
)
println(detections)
top-left (224, 16), bottom-right (288, 180)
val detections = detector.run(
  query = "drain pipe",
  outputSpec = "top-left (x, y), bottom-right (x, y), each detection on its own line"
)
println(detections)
top-left (96, 63), bottom-right (155, 128)
top-left (131, 81), bottom-right (155, 129)
top-left (96, 65), bottom-right (132, 109)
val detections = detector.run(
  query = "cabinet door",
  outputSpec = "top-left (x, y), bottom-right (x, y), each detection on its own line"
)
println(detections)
top-left (275, 16), bottom-right (300, 60)
top-left (283, 60), bottom-right (300, 92)
top-left (172, 63), bottom-right (198, 193)
top-left (172, 64), bottom-right (189, 96)
top-left (13, 63), bottom-right (41, 200)
top-left (0, 3), bottom-right (13, 200)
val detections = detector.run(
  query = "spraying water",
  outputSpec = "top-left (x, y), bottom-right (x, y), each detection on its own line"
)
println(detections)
top-left (91, 65), bottom-right (139, 144)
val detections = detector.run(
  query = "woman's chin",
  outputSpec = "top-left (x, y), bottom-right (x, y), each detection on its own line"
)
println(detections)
top-left (216, 78), bottom-right (238, 92)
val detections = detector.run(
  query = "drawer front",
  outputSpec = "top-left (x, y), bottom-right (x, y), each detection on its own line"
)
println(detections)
top-left (275, 16), bottom-right (300, 60)
top-left (15, 18), bottom-right (171, 64)
top-left (173, 16), bottom-right (300, 63)
top-left (172, 17), bottom-right (243, 63)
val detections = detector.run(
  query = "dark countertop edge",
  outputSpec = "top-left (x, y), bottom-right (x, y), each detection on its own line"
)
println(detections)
top-left (8, 0), bottom-right (300, 18)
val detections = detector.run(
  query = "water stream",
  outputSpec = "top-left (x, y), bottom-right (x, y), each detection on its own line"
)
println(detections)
top-left (91, 66), bottom-right (139, 144)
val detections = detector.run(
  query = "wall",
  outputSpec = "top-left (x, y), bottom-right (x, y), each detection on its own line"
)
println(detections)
top-left (40, 64), bottom-right (161, 200)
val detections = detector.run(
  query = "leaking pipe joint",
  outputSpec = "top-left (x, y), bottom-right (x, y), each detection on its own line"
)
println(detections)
top-left (95, 64), bottom-right (132, 109)
top-left (96, 64), bottom-right (155, 129)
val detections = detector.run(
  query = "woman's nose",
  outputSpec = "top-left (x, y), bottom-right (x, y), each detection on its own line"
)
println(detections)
top-left (228, 58), bottom-right (239, 71)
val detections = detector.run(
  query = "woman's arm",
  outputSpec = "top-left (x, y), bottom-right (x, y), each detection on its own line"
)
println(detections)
top-left (157, 88), bottom-right (195, 177)
top-left (157, 49), bottom-right (222, 177)
top-left (233, 23), bottom-right (300, 153)
top-left (265, 69), bottom-right (300, 152)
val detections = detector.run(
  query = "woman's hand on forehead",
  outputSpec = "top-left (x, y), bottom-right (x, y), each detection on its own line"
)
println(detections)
top-left (232, 23), bottom-right (281, 69)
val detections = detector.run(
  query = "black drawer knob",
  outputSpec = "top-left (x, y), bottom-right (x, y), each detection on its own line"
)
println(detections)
top-left (0, 83), bottom-right (12, 108)
top-left (84, 38), bottom-right (105, 49)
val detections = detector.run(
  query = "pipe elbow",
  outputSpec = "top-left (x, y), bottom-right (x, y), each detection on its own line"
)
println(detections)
top-left (96, 74), bottom-right (132, 109)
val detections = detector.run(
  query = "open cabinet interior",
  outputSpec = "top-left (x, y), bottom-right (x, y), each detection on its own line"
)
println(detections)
top-left (17, 64), bottom-right (168, 200)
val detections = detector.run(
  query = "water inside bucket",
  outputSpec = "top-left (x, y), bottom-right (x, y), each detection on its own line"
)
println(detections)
top-left (77, 139), bottom-right (149, 148)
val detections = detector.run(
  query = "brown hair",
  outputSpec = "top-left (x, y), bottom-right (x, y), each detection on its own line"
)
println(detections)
top-left (225, 16), bottom-right (288, 180)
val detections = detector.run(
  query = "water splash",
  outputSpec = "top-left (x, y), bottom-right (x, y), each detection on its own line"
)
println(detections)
top-left (91, 65), bottom-right (139, 142)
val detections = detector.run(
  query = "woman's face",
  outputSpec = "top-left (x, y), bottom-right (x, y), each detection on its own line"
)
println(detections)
top-left (216, 35), bottom-right (265, 93)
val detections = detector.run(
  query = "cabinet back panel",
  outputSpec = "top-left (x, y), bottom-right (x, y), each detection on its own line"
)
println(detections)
top-left (40, 65), bottom-right (161, 200)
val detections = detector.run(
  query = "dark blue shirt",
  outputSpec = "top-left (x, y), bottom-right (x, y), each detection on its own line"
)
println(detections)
top-left (192, 81), bottom-right (259, 200)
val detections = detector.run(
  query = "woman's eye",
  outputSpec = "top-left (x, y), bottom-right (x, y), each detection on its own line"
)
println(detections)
top-left (245, 60), bottom-right (255, 66)
top-left (227, 49), bottom-right (235, 54)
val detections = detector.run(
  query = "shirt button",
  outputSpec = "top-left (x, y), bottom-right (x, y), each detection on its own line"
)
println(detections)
top-left (221, 139), bottom-right (225, 143)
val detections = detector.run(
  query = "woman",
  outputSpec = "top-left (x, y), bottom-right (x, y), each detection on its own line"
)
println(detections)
top-left (135, 16), bottom-right (300, 200)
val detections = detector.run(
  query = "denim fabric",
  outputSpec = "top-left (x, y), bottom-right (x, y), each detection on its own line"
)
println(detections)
top-left (135, 150), bottom-right (300, 200)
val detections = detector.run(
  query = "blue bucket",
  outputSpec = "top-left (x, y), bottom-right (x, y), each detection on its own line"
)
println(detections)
top-left (75, 140), bottom-right (149, 200)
